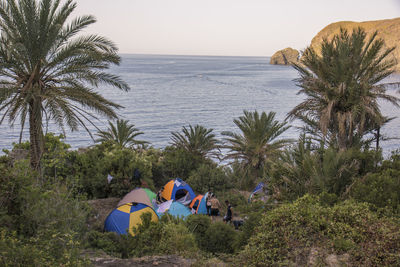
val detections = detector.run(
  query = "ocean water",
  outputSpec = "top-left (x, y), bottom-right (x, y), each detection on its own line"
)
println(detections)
top-left (1, 54), bottom-right (400, 156)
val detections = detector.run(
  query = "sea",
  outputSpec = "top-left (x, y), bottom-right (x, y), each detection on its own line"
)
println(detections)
top-left (1, 54), bottom-right (400, 157)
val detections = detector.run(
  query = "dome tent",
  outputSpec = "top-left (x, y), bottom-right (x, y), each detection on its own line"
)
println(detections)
top-left (155, 201), bottom-right (192, 219)
top-left (118, 188), bottom-right (156, 208)
top-left (161, 178), bottom-right (195, 202)
top-left (104, 203), bottom-right (158, 236)
top-left (189, 193), bottom-right (208, 214)
top-left (167, 202), bottom-right (192, 218)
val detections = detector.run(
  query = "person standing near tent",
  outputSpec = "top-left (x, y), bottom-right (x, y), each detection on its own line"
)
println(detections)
top-left (223, 200), bottom-right (233, 224)
top-left (210, 194), bottom-right (221, 221)
top-left (156, 186), bottom-right (164, 204)
top-left (206, 190), bottom-right (212, 216)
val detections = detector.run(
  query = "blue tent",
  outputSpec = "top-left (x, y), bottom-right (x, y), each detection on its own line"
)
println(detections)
top-left (249, 182), bottom-right (267, 202)
top-left (167, 202), bottom-right (192, 219)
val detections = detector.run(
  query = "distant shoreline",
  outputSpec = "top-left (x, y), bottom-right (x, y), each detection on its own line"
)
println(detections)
top-left (118, 53), bottom-right (273, 58)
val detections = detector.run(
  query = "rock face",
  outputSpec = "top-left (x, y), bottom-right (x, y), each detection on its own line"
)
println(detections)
top-left (309, 17), bottom-right (400, 72)
top-left (270, 47), bottom-right (299, 65)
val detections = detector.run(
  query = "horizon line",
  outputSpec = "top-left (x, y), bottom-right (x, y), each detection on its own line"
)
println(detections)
top-left (118, 52), bottom-right (273, 58)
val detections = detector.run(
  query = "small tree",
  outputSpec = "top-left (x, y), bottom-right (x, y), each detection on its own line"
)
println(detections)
top-left (222, 110), bottom-right (292, 186)
top-left (96, 119), bottom-right (147, 148)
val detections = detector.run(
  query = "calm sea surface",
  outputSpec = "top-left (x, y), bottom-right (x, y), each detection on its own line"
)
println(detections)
top-left (1, 54), bottom-right (400, 157)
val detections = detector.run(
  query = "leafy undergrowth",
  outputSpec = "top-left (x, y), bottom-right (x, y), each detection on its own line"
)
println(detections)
top-left (237, 194), bottom-right (400, 266)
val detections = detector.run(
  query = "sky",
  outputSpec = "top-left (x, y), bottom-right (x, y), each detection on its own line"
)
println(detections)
top-left (74, 0), bottom-right (400, 56)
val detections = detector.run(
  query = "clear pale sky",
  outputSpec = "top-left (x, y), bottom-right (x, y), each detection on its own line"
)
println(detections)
top-left (74, 0), bottom-right (400, 56)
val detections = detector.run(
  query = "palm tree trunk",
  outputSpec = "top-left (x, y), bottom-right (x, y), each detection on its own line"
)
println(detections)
top-left (29, 99), bottom-right (43, 171)
top-left (376, 127), bottom-right (380, 151)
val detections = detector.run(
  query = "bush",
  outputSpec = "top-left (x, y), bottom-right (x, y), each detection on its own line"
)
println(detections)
top-left (160, 146), bottom-right (206, 180)
top-left (0, 228), bottom-right (89, 266)
top-left (159, 222), bottom-right (198, 256)
top-left (187, 163), bottom-right (232, 193)
top-left (205, 222), bottom-right (237, 254)
top-left (185, 215), bottom-right (211, 250)
top-left (234, 211), bottom-right (263, 250)
top-left (71, 143), bottom-right (156, 198)
top-left (237, 195), bottom-right (400, 266)
top-left (351, 169), bottom-right (400, 216)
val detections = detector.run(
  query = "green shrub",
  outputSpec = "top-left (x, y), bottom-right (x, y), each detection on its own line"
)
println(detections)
top-left (187, 163), bottom-right (232, 193)
top-left (0, 229), bottom-right (89, 266)
top-left (160, 146), bottom-right (206, 179)
top-left (234, 211), bottom-right (263, 250)
top-left (186, 215), bottom-right (211, 250)
top-left (205, 222), bottom-right (237, 254)
top-left (350, 169), bottom-right (400, 216)
top-left (159, 222), bottom-right (198, 256)
top-left (71, 143), bottom-right (155, 198)
top-left (87, 231), bottom-right (124, 257)
top-left (237, 195), bottom-right (400, 266)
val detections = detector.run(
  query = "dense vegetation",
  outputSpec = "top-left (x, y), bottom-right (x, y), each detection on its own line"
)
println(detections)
top-left (0, 0), bottom-right (400, 266)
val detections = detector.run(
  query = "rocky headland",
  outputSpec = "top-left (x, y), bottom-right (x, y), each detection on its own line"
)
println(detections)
top-left (271, 17), bottom-right (400, 71)
top-left (270, 47), bottom-right (299, 65)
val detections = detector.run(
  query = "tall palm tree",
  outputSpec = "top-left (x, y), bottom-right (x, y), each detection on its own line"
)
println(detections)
top-left (288, 27), bottom-right (399, 150)
top-left (222, 110), bottom-right (292, 181)
top-left (0, 0), bottom-right (129, 170)
top-left (96, 119), bottom-right (147, 148)
top-left (170, 124), bottom-right (220, 159)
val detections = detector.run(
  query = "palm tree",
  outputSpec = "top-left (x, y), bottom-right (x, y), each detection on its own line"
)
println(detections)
top-left (96, 119), bottom-right (147, 148)
top-left (288, 27), bottom-right (399, 150)
top-left (170, 124), bottom-right (220, 159)
top-left (0, 0), bottom-right (129, 170)
top-left (222, 110), bottom-right (292, 181)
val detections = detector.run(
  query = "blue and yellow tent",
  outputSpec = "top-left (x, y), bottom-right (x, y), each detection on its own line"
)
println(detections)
top-left (104, 203), bottom-right (158, 236)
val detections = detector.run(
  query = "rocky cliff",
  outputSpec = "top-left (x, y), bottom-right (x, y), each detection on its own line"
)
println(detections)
top-left (309, 17), bottom-right (400, 72)
top-left (270, 47), bottom-right (299, 65)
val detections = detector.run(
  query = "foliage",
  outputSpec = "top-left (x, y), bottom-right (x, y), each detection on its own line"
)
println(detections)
top-left (187, 163), bottom-right (232, 193)
top-left (88, 212), bottom-right (198, 258)
top-left (171, 124), bottom-right (220, 159)
top-left (160, 146), bottom-right (207, 180)
top-left (204, 222), bottom-right (237, 254)
top-left (0, 158), bottom-right (90, 265)
top-left (96, 119), bottom-right (147, 148)
top-left (237, 195), bottom-right (400, 266)
top-left (0, 229), bottom-right (89, 266)
top-left (234, 211), bottom-right (263, 250)
top-left (288, 27), bottom-right (399, 150)
top-left (222, 110), bottom-right (292, 189)
top-left (186, 215), bottom-right (212, 250)
top-left (71, 143), bottom-right (155, 198)
top-left (158, 222), bottom-right (198, 257)
top-left (0, 0), bottom-right (129, 169)
top-left (269, 136), bottom-right (381, 199)
top-left (218, 190), bottom-right (247, 210)
top-left (350, 169), bottom-right (400, 216)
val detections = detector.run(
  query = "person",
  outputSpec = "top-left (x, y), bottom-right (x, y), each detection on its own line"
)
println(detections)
top-left (206, 190), bottom-right (212, 216)
top-left (210, 194), bottom-right (221, 221)
top-left (156, 186), bottom-right (164, 204)
top-left (223, 200), bottom-right (233, 224)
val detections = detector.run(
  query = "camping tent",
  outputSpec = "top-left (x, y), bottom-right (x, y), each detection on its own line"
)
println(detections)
top-left (161, 178), bottom-right (195, 202)
top-left (118, 188), bottom-right (156, 207)
top-left (104, 203), bottom-right (158, 236)
top-left (189, 193), bottom-right (208, 214)
top-left (249, 182), bottom-right (267, 202)
top-left (166, 202), bottom-right (192, 219)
